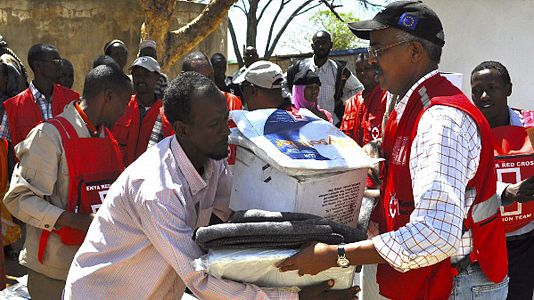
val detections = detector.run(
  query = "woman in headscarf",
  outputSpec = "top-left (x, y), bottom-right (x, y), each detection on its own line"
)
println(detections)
top-left (291, 68), bottom-right (332, 123)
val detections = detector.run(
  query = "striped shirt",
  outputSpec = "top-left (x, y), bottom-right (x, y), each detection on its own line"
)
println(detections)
top-left (372, 71), bottom-right (483, 271)
top-left (64, 136), bottom-right (298, 299)
top-left (301, 58), bottom-right (363, 125)
top-left (0, 81), bottom-right (53, 141)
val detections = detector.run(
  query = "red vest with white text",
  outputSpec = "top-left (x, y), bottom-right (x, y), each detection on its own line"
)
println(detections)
top-left (340, 85), bottom-right (387, 146)
top-left (492, 115), bottom-right (534, 233)
top-left (112, 96), bottom-right (174, 167)
top-left (3, 84), bottom-right (79, 146)
top-left (38, 116), bottom-right (124, 263)
top-left (377, 74), bottom-right (508, 299)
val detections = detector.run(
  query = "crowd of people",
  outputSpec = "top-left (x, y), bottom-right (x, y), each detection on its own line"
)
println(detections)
top-left (0, 0), bottom-right (533, 299)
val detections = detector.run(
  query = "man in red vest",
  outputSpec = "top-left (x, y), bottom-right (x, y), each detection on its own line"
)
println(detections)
top-left (471, 60), bottom-right (534, 299)
top-left (181, 51), bottom-right (243, 111)
top-left (3, 65), bottom-right (131, 299)
top-left (278, 2), bottom-right (509, 299)
top-left (112, 56), bottom-right (174, 167)
top-left (341, 52), bottom-right (387, 147)
top-left (0, 43), bottom-right (79, 146)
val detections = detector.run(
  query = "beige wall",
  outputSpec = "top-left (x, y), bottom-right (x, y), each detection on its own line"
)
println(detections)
top-left (425, 0), bottom-right (533, 109)
top-left (0, 0), bottom-right (227, 93)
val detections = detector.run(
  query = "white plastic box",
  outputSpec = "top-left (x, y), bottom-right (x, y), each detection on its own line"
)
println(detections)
top-left (230, 146), bottom-right (367, 228)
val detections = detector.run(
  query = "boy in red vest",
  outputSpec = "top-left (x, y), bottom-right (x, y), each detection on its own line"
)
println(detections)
top-left (278, 2), bottom-right (509, 299)
top-left (471, 60), bottom-right (534, 299)
top-left (0, 44), bottom-right (79, 146)
top-left (112, 56), bottom-right (174, 167)
top-left (3, 65), bottom-right (132, 299)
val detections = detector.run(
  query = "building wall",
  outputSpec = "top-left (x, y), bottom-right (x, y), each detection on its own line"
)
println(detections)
top-left (425, 0), bottom-right (533, 109)
top-left (0, 0), bottom-right (226, 93)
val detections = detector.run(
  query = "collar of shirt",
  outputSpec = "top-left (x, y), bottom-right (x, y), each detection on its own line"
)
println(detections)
top-left (508, 106), bottom-right (524, 126)
top-left (394, 69), bottom-right (439, 121)
top-left (169, 136), bottom-right (213, 195)
top-left (29, 81), bottom-right (51, 103)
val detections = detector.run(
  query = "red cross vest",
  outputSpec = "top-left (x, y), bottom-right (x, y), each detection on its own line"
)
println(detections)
top-left (112, 96), bottom-right (174, 167)
top-left (225, 91), bottom-right (243, 166)
top-left (340, 85), bottom-right (387, 146)
top-left (492, 111), bottom-right (534, 233)
top-left (378, 74), bottom-right (508, 299)
top-left (3, 84), bottom-right (79, 146)
top-left (37, 116), bottom-right (124, 263)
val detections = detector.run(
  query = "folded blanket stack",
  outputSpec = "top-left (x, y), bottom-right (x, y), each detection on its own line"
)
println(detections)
top-left (194, 209), bottom-right (367, 251)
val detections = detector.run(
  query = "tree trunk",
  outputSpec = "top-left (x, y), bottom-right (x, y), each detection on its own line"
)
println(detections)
top-left (139, 0), bottom-right (237, 74)
top-left (245, 0), bottom-right (259, 48)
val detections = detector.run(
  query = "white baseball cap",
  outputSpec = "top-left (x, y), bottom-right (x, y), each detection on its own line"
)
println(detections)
top-left (232, 60), bottom-right (283, 89)
top-left (129, 56), bottom-right (161, 74)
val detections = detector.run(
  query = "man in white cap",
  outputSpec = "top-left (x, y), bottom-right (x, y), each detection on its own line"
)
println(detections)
top-left (112, 56), bottom-right (174, 167)
top-left (138, 39), bottom-right (168, 99)
top-left (233, 60), bottom-right (293, 111)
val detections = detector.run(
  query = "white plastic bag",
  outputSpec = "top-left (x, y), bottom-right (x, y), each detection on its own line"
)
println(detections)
top-left (194, 248), bottom-right (356, 290)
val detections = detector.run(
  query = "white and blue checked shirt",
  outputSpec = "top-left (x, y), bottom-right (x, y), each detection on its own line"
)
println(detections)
top-left (372, 71), bottom-right (483, 271)
top-left (0, 81), bottom-right (54, 142)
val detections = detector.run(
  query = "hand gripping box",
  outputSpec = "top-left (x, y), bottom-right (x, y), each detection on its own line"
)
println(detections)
top-left (229, 109), bottom-right (378, 228)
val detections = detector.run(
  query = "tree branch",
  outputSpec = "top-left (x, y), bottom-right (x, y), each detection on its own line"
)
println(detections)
top-left (228, 18), bottom-right (244, 66)
top-left (296, 2), bottom-right (321, 16)
top-left (264, 0), bottom-right (289, 57)
top-left (162, 0), bottom-right (238, 73)
top-left (235, 3), bottom-right (248, 15)
top-left (265, 0), bottom-right (314, 58)
top-left (319, 0), bottom-right (344, 22)
top-left (258, 0), bottom-right (275, 22)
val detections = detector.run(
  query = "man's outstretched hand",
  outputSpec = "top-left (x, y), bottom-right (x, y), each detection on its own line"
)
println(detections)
top-left (299, 280), bottom-right (360, 300)
top-left (504, 176), bottom-right (534, 203)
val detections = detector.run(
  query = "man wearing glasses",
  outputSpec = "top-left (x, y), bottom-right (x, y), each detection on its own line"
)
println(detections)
top-left (278, 1), bottom-right (509, 299)
top-left (0, 43), bottom-right (79, 146)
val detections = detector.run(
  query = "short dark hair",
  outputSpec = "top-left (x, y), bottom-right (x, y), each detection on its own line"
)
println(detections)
top-left (182, 51), bottom-right (210, 72)
top-left (92, 55), bottom-right (121, 70)
top-left (60, 58), bottom-right (74, 73)
top-left (0, 62), bottom-right (8, 77)
top-left (471, 61), bottom-right (511, 86)
top-left (164, 71), bottom-right (221, 124)
top-left (210, 53), bottom-right (226, 64)
top-left (27, 43), bottom-right (59, 70)
top-left (82, 65), bottom-right (132, 101)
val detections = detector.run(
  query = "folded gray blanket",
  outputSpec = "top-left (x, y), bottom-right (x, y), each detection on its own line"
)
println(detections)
top-left (195, 222), bottom-right (333, 244)
top-left (201, 233), bottom-right (344, 250)
top-left (228, 209), bottom-right (366, 242)
top-left (194, 210), bottom-right (367, 251)
top-left (229, 209), bottom-right (321, 223)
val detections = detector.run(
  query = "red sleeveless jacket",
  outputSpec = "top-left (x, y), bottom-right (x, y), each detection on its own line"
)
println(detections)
top-left (340, 85), bottom-right (387, 146)
top-left (3, 84), bottom-right (79, 146)
top-left (377, 74), bottom-right (508, 299)
top-left (112, 96), bottom-right (174, 167)
top-left (38, 116), bottom-right (124, 263)
top-left (492, 112), bottom-right (534, 233)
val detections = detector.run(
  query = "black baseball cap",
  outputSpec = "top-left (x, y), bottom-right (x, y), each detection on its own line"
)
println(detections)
top-left (348, 1), bottom-right (445, 47)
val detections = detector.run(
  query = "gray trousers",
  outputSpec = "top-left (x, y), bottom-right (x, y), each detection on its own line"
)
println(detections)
top-left (27, 269), bottom-right (65, 300)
